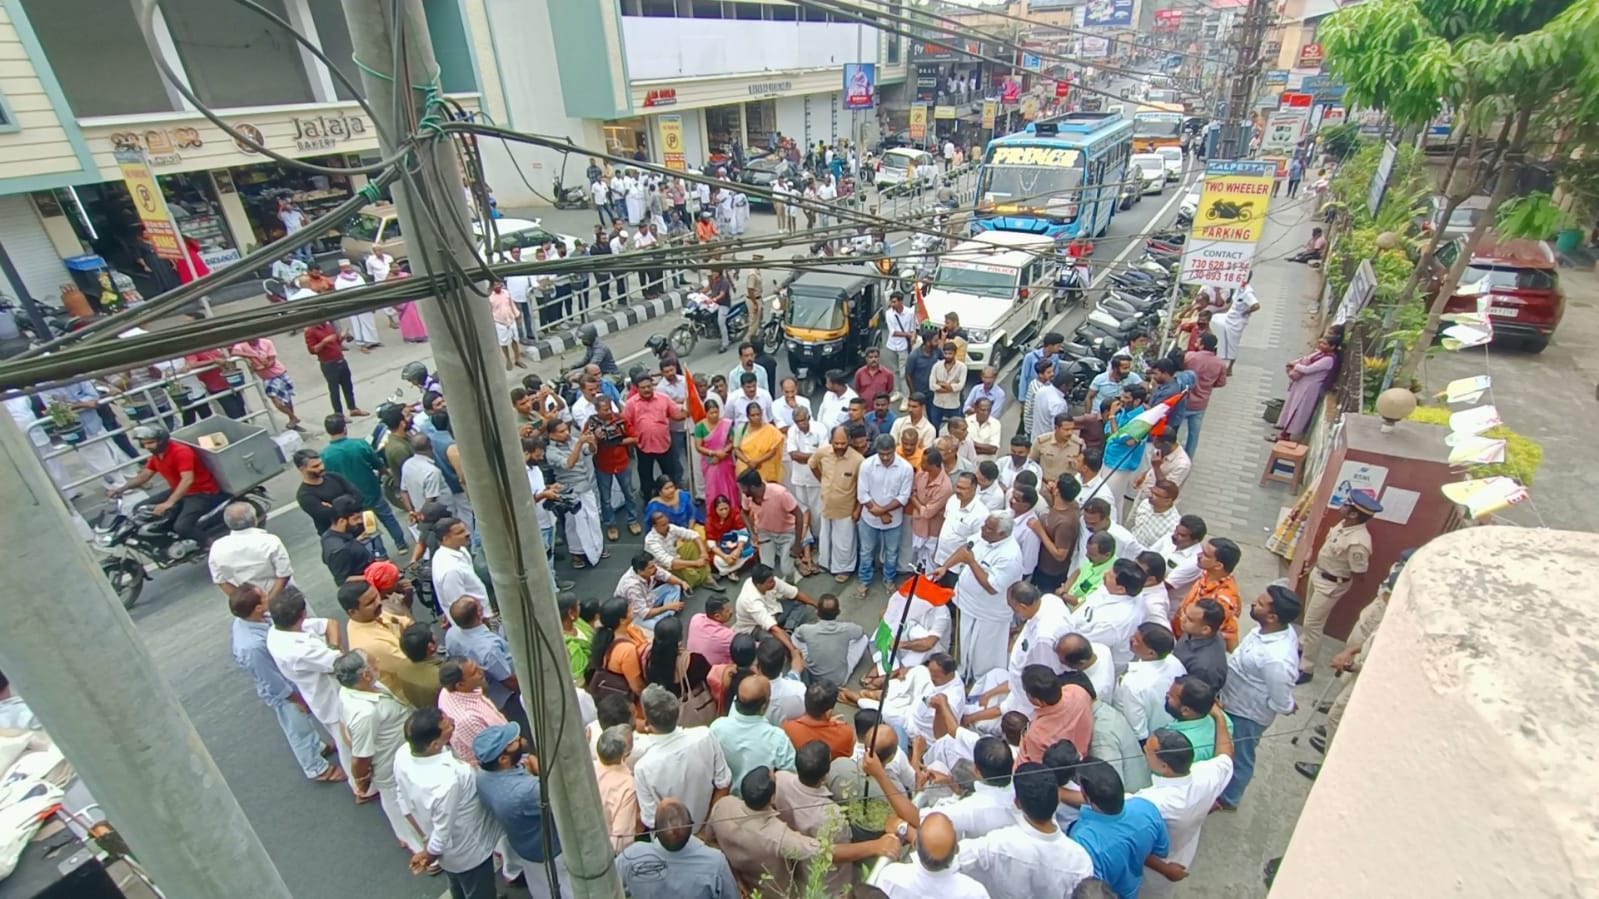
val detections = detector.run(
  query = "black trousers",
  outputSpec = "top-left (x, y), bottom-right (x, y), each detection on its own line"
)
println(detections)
top-left (636, 446), bottom-right (683, 499)
top-left (319, 360), bottom-right (357, 414)
top-left (444, 855), bottom-right (498, 899)
top-left (169, 493), bottom-right (222, 545)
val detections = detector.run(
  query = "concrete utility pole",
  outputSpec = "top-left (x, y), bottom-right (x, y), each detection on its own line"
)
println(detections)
top-left (337, 1), bottom-right (624, 896)
top-left (1218, 0), bottom-right (1273, 159)
top-left (0, 419), bottom-right (292, 897)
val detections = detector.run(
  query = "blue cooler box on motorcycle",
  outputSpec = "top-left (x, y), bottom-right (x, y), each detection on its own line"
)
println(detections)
top-left (171, 417), bottom-right (287, 494)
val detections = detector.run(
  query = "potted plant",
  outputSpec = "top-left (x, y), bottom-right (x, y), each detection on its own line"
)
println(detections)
top-left (46, 400), bottom-right (83, 444)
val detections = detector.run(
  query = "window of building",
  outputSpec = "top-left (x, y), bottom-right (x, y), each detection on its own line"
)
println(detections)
top-left (160, 0), bottom-right (314, 108)
top-left (691, 0), bottom-right (723, 18)
top-left (307, 1), bottom-right (359, 101)
top-left (730, 2), bottom-right (764, 20)
top-left (768, 3), bottom-right (797, 20)
top-left (20, 0), bottom-right (175, 116)
top-left (638, 0), bottom-right (675, 14)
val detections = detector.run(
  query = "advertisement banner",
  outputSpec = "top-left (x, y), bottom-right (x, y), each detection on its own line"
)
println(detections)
top-left (1279, 91), bottom-right (1313, 109)
top-left (1155, 9), bottom-right (1182, 30)
top-left (1020, 97), bottom-right (1039, 121)
top-left (843, 63), bottom-right (876, 110)
top-left (915, 65), bottom-right (940, 104)
top-left (1055, 79), bottom-right (1070, 99)
top-left (1021, 53), bottom-right (1043, 72)
top-left (934, 105), bottom-right (957, 120)
top-left (1001, 79), bottom-right (1021, 104)
top-left (658, 115), bottom-right (686, 171)
top-left (1084, 0), bottom-right (1134, 27)
top-left (1320, 107), bottom-right (1347, 129)
top-left (981, 100), bottom-right (997, 131)
top-left (1079, 36), bottom-right (1109, 59)
top-left (909, 106), bottom-right (928, 141)
top-left (1296, 42), bottom-right (1325, 69)
top-left (1181, 160), bottom-right (1276, 288)
top-left (1300, 74), bottom-right (1347, 102)
top-left (114, 148), bottom-right (182, 261)
top-left (1261, 112), bottom-right (1307, 152)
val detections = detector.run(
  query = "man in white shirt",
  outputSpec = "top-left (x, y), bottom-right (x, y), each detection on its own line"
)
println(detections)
top-left (872, 653), bottom-right (963, 762)
top-left (965, 582), bottom-right (1071, 730)
top-left (1216, 584), bottom-right (1302, 810)
top-left (265, 589), bottom-right (357, 796)
top-left (933, 512), bottom-right (1025, 682)
top-left (933, 472), bottom-right (987, 569)
top-left (393, 707), bottom-right (505, 893)
top-left (854, 435), bottom-right (914, 600)
top-left (727, 376), bottom-right (774, 428)
top-left (401, 435), bottom-right (450, 518)
top-left (732, 564), bottom-right (816, 667)
top-left (335, 650), bottom-right (422, 851)
top-left (1068, 558), bottom-right (1149, 676)
top-left (966, 398), bottom-right (1004, 463)
top-left (815, 373), bottom-right (857, 429)
top-left (957, 762), bottom-right (1095, 899)
top-left (868, 812), bottom-right (990, 899)
top-left (1076, 495), bottom-right (1141, 566)
top-left (1056, 633), bottom-right (1116, 704)
top-left (882, 292), bottom-right (918, 387)
top-left (431, 518), bottom-right (491, 626)
top-left (784, 407), bottom-right (823, 543)
top-left (1028, 373), bottom-right (1067, 441)
top-left (932, 736), bottom-right (1019, 838)
top-left (872, 586), bottom-right (952, 673)
top-left (1114, 623), bottom-right (1187, 740)
top-left (208, 502), bottom-right (293, 601)
top-left (633, 684), bottom-right (733, 831)
top-left (1135, 709), bottom-right (1236, 895)
top-left (1155, 514), bottom-right (1207, 607)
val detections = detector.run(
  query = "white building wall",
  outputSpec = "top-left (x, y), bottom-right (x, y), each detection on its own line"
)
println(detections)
top-left (622, 18), bottom-right (878, 81)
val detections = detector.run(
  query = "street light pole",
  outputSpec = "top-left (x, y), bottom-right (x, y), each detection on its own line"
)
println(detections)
top-left (337, 1), bottom-right (624, 896)
top-left (0, 416), bottom-right (292, 899)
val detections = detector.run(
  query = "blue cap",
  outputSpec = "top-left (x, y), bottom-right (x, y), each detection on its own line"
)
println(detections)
top-left (471, 723), bottom-right (521, 765)
top-left (1347, 489), bottom-right (1383, 514)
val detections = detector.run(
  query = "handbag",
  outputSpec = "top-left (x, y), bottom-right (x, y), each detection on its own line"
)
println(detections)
top-left (586, 645), bottom-right (635, 704)
top-left (675, 656), bottom-right (719, 728)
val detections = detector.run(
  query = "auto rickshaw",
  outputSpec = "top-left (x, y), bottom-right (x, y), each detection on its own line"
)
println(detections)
top-left (779, 270), bottom-right (885, 388)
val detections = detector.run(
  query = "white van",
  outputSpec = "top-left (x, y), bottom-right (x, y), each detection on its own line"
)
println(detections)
top-left (922, 231), bottom-right (1059, 371)
top-left (876, 147), bottom-right (937, 189)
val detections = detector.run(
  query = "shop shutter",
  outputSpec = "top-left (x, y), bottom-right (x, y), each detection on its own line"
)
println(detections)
top-left (0, 196), bottom-right (70, 304)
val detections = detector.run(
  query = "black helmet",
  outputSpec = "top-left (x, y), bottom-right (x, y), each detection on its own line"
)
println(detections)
top-left (644, 334), bottom-right (668, 355)
top-left (401, 361), bottom-right (430, 386)
top-left (130, 423), bottom-right (170, 450)
top-left (577, 323), bottom-right (599, 346)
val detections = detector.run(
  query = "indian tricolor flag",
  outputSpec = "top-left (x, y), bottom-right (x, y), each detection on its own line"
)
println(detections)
top-left (1108, 390), bottom-right (1186, 443)
top-left (681, 364), bottom-right (708, 424)
top-left (873, 574), bottom-right (955, 672)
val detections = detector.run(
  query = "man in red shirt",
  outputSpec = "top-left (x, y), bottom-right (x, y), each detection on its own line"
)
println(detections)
top-left (852, 347), bottom-right (896, 408)
top-left (586, 395), bottom-right (640, 540)
top-left (303, 321), bottom-right (366, 417)
top-left (109, 424), bottom-right (223, 546)
top-left (1178, 332), bottom-right (1229, 458)
top-left (620, 373), bottom-right (686, 497)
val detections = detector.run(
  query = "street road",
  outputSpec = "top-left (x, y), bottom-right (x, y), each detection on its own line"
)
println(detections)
top-left (116, 142), bottom-right (1195, 897)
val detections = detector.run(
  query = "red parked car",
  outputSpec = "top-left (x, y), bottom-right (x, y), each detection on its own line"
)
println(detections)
top-left (1432, 234), bottom-right (1563, 353)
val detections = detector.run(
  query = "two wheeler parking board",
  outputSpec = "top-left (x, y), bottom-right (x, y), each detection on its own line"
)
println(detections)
top-left (1180, 160), bottom-right (1276, 289)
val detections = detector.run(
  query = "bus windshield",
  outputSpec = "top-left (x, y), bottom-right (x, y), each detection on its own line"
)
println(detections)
top-left (978, 145), bottom-right (1083, 213)
top-left (1133, 114), bottom-right (1184, 140)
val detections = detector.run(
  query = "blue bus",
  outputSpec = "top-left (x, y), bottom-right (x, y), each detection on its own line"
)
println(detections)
top-left (971, 111), bottom-right (1135, 242)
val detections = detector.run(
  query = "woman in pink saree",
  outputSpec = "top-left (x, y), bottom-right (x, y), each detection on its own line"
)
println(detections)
top-left (387, 267), bottom-right (429, 343)
top-left (1270, 332), bottom-right (1342, 442)
top-left (692, 399), bottom-right (738, 509)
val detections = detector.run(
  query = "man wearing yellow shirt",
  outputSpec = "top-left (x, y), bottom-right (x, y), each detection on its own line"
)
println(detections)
top-left (337, 581), bottom-right (415, 700)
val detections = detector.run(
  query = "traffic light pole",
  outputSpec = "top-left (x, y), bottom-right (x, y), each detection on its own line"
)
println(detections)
top-left (338, 1), bottom-right (624, 896)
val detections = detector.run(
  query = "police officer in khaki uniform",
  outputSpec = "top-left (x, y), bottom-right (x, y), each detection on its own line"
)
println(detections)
top-left (744, 265), bottom-right (765, 342)
top-left (1297, 488), bottom-right (1379, 682)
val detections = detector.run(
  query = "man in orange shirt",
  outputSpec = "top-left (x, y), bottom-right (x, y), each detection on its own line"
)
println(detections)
top-left (779, 680), bottom-right (855, 759)
top-left (1017, 663), bottom-right (1093, 765)
top-left (1170, 537), bottom-right (1243, 651)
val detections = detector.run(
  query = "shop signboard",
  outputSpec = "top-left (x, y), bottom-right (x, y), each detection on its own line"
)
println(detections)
top-left (909, 106), bottom-right (928, 141)
top-left (1278, 91), bottom-right (1313, 110)
top-left (981, 100), bottom-right (998, 131)
top-left (1020, 53), bottom-right (1043, 72)
top-left (1084, 0), bottom-right (1133, 27)
top-left (1079, 36), bottom-right (1109, 59)
top-left (913, 40), bottom-right (985, 61)
top-left (1262, 112), bottom-right (1307, 151)
top-left (1001, 79), bottom-right (1021, 103)
top-left (1055, 79), bottom-right (1070, 99)
top-left (1020, 96), bottom-right (1040, 121)
top-left (1320, 106), bottom-right (1347, 129)
top-left (934, 105), bottom-right (957, 120)
top-left (643, 88), bottom-right (678, 108)
top-left (113, 147), bottom-right (183, 261)
top-left (843, 64), bottom-right (876, 110)
top-left (1301, 74), bottom-right (1347, 102)
top-left (1296, 42), bottom-right (1326, 69)
top-left (658, 115), bottom-right (686, 171)
top-left (1180, 160), bottom-right (1276, 289)
top-left (915, 65), bottom-right (940, 104)
top-left (1155, 9), bottom-right (1183, 30)
top-left (1263, 69), bottom-right (1290, 86)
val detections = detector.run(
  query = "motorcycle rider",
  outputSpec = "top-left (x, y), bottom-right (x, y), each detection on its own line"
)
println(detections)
top-left (109, 424), bottom-right (224, 549)
top-left (574, 324), bottom-right (619, 378)
top-left (401, 362), bottom-right (441, 404)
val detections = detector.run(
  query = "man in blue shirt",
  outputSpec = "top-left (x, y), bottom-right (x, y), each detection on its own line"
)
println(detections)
top-left (1015, 331), bottom-right (1064, 397)
top-left (1069, 757), bottom-right (1171, 899)
top-left (1085, 354), bottom-right (1145, 415)
top-left (1146, 358), bottom-right (1195, 420)
top-left (228, 586), bottom-right (341, 783)
top-left (443, 597), bottom-right (529, 738)
top-left (904, 329), bottom-right (941, 400)
top-left (864, 394), bottom-right (897, 439)
top-left (1102, 384), bottom-right (1150, 511)
top-left (616, 798), bottom-right (739, 899)
top-left (472, 723), bottom-right (571, 892)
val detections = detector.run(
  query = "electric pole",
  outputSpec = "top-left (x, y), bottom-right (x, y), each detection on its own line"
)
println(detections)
top-left (1219, 0), bottom-right (1273, 159)
top-left (338, 1), bottom-right (624, 896)
top-left (0, 418), bottom-right (292, 898)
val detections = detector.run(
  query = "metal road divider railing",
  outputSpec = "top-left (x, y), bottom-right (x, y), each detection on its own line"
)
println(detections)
top-left (872, 162), bottom-right (981, 223)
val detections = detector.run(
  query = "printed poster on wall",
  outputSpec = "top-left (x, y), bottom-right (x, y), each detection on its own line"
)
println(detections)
top-left (1084, 0), bottom-right (1134, 27)
top-left (658, 115), bottom-right (685, 171)
top-left (114, 147), bottom-right (183, 261)
top-left (908, 106), bottom-right (928, 142)
top-left (1179, 160), bottom-right (1277, 289)
top-left (843, 63), bottom-right (876, 110)
top-left (981, 100), bottom-right (997, 131)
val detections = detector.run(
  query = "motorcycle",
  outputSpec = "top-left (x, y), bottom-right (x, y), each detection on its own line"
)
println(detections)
top-left (93, 487), bottom-right (272, 609)
top-left (1206, 199), bottom-right (1255, 222)
top-left (1055, 262), bottom-right (1090, 311)
top-left (668, 295), bottom-right (782, 358)
top-left (1109, 270), bottom-right (1166, 296)
top-left (551, 168), bottom-right (590, 210)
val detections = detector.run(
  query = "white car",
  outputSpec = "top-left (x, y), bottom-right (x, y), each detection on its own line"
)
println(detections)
top-left (876, 147), bottom-right (938, 189)
top-left (1131, 154), bottom-right (1167, 195)
top-left (1179, 182), bottom-right (1203, 220)
top-left (473, 218), bottom-right (581, 263)
top-left (1155, 146), bottom-right (1184, 182)
top-left (922, 232), bottom-right (1059, 368)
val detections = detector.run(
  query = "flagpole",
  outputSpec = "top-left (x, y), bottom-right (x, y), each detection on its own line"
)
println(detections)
top-left (864, 568), bottom-right (924, 781)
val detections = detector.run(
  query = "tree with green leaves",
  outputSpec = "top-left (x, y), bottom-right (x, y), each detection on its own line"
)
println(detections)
top-left (1320, 0), bottom-right (1599, 370)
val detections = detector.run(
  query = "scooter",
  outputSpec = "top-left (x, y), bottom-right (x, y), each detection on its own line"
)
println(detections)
top-left (1109, 270), bottom-right (1166, 296)
top-left (1055, 261), bottom-right (1090, 310)
top-left (93, 486), bottom-right (272, 609)
top-left (552, 162), bottom-right (590, 210)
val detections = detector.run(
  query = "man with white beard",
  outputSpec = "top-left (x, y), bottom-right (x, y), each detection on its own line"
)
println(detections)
top-left (332, 258), bottom-right (381, 349)
top-left (930, 512), bottom-right (1025, 682)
